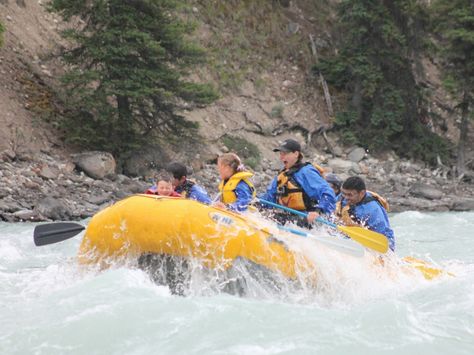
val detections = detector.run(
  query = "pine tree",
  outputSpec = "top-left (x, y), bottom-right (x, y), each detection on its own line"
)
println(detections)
top-left (50, 0), bottom-right (218, 159)
top-left (317, 0), bottom-right (448, 163)
top-left (431, 0), bottom-right (474, 176)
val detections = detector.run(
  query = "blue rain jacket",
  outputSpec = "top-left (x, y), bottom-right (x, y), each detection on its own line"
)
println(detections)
top-left (226, 181), bottom-right (254, 212)
top-left (175, 181), bottom-right (211, 204)
top-left (339, 192), bottom-right (395, 251)
top-left (260, 164), bottom-right (336, 215)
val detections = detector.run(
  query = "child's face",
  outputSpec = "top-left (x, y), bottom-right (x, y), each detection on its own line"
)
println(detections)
top-left (156, 180), bottom-right (174, 196)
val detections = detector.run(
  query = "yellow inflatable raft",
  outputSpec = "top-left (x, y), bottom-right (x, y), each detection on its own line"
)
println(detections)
top-left (78, 194), bottom-right (311, 279)
top-left (77, 194), bottom-right (449, 286)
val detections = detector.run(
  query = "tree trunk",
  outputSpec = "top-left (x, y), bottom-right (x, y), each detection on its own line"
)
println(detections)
top-left (116, 94), bottom-right (132, 147)
top-left (352, 79), bottom-right (363, 121)
top-left (309, 34), bottom-right (334, 117)
top-left (456, 91), bottom-right (470, 176)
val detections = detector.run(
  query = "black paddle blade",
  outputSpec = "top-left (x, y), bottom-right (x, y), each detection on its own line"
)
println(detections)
top-left (34, 222), bottom-right (85, 246)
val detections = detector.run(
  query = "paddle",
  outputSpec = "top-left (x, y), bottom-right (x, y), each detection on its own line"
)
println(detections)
top-left (258, 198), bottom-right (389, 253)
top-left (276, 224), bottom-right (365, 257)
top-left (34, 222), bottom-right (85, 246)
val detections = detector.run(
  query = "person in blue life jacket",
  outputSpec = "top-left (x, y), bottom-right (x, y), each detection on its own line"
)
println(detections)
top-left (213, 153), bottom-right (256, 212)
top-left (166, 162), bottom-right (211, 204)
top-left (325, 173), bottom-right (343, 200)
top-left (336, 176), bottom-right (395, 251)
top-left (259, 139), bottom-right (336, 227)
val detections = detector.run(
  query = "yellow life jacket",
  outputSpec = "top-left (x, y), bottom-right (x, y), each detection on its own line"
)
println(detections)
top-left (336, 190), bottom-right (390, 226)
top-left (218, 171), bottom-right (256, 204)
top-left (276, 162), bottom-right (322, 211)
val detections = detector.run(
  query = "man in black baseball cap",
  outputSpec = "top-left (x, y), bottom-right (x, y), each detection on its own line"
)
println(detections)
top-left (272, 139), bottom-right (301, 153)
top-left (259, 138), bottom-right (336, 227)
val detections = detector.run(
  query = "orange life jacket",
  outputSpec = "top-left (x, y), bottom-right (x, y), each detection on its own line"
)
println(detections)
top-left (276, 162), bottom-right (323, 211)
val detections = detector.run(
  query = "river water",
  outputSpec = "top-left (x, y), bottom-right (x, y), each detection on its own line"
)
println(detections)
top-left (0, 211), bottom-right (473, 355)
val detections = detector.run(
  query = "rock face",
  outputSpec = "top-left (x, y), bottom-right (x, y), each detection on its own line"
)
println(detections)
top-left (36, 197), bottom-right (71, 220)
top-left (408, 182), bottom-right (444, 200)
top-left (0, 147), bottom-right (473, 222)
top-left (452, 198), bottom-right (474, 211)
top-left (72, 151), bottom-right (116, 180)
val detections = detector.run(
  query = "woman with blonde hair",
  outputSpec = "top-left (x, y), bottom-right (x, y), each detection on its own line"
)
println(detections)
top-left (214, 153), bottom-right (255, 212)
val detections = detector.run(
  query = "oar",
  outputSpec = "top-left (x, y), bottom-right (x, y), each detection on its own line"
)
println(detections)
top-left (34, 222), bottom-right (85, 246)
top-left (258, 198), bottom-right (389, 253)
top-left (276, 224), bottom-right (365, 257)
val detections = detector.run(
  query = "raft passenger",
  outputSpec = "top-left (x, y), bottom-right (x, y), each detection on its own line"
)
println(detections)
top-left (166, 162), bottom-right (211, 204)
top-left (145, 171), bottom-right (181, 197)
top-left (325, 173), bottom-right (343, 199)
top-left (259, 139), bottom-right (336, 226)
top-left (336, 176), bottom-right (395, 251)
top-left (213, 153), bottom-right (255, 212)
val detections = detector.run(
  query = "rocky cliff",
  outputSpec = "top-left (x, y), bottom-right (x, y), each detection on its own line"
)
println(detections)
top-left (0, 0), bottom-right (473, 222)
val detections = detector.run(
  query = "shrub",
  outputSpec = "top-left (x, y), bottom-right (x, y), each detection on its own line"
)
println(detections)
top-left (221, 135), bottom-right (261, 169)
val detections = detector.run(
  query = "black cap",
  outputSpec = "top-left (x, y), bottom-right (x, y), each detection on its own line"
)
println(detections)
top-left (273, 139), bottom-right (301, 153)
top-left (325, 173), bottom-right (342, 188)
top-left (166, 162), bottom-right (190, 179)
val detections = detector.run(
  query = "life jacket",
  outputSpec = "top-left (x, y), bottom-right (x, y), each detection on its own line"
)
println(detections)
top-left (336, 191), bottom-right (389, 226)
top-left (313, 163), bottom-right (326, 175)
top-left (175, 179), bottom-right (196, 198)
top-left (218, 171), bottom-right (256, 204)
top-left (145, 187), bottom-right (157, 195)
top-left (276, 162), bottom-right (322, 211)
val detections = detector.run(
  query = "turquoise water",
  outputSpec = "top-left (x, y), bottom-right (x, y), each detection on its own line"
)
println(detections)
top-left (0, 211), bottom-right (473, 354)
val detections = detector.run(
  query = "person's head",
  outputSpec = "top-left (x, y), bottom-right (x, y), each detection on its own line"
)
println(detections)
top-left (325, 173), bottom-right (342, 195)
top-left (341, 176), bottom-right (366, 205)
top-left (166, 162), bottom-right (189, 188)
top-left (217, 153), bottom-right (244, 180)
top-left (154, 171), bottom-right (175, 196)
top-left (273, 139), bottom-right (303, 170)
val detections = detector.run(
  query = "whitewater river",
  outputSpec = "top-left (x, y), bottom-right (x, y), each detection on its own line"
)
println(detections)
top-left (1, 211), bottom-right (473, 355)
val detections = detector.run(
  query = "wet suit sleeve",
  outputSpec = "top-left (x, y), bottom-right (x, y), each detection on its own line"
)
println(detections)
top-left (189, 185), bottom-right (212, 204)
top-left (227, 181), bottom-right (253, 212)
top-left (295, 166), bottom-right (336, 215)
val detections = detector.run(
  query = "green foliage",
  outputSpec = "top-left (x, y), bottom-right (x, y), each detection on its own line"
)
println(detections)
top-left (431, 0), bottom-right (474, 173)
top-left (431, 0), bottom-right (474, 113)
top-left (191, 0), bottom-right (318, 92)
top-left (49, 0), bottom-right (218, 160)
top-left (270, 103), bottom-right (284, 118)
top-left (319, 0), bottom-right (448, 164)
top-left (221, 135), bottom-right (261, 169)
top-left (0, 20), bottom-right (4, 47)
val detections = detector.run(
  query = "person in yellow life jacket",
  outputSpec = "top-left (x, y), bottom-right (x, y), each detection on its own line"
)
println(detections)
top-left (259, 139), bottom-right (336, 226)
top-left (213, 153), bottom-right (256, 212)
top-left (336, 176), bottom-right (395, 251)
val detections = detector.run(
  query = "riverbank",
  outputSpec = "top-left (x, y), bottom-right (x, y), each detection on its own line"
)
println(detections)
top-left (1, 148), bottom-right (473, 222)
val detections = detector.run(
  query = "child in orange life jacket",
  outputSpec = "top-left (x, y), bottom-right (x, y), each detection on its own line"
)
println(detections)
top-left (145, 171), bottom-right (181, 197)
top-left (213, 153), bottom-right (255, 212)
